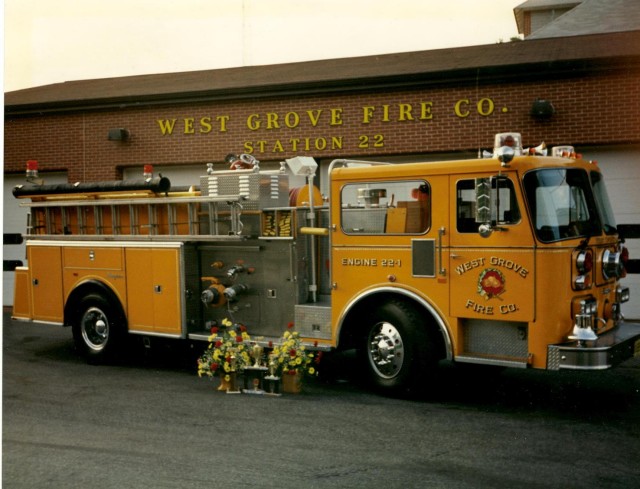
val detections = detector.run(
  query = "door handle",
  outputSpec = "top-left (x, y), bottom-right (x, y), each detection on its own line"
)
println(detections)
top-left (438, 227), bottom-right (446, 276)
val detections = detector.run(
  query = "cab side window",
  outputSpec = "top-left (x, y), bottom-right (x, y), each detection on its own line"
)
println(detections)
top-left (456, 178), bottom-right (520, 233)
top-left (340, 180), bottom-right (430, 235)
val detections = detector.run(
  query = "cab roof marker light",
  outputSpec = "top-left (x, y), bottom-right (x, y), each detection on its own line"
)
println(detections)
top-left (552, 146), bottom-right (575, 158)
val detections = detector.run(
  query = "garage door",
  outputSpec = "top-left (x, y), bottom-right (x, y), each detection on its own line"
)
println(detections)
top-left (588, 145), bottom-right (640, 320)
top-left (3, 173), bottom-right (67, 305)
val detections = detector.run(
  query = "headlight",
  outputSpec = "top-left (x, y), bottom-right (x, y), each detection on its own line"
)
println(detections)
top-left (603, 249), bottom-right (623, 279)
top-left (576, 250), bottom-right (593, 274)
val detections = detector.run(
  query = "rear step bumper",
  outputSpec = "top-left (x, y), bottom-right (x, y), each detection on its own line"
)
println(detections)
top-left (547, 321), bottom-right (640, 370)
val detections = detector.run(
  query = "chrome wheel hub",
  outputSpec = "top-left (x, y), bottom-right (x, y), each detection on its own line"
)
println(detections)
top-left (81, 307), bottom-right (109, 351)
top-left (368, 322), bottom-right (405, 379)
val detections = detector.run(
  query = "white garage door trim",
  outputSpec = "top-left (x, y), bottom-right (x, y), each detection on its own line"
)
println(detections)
top-left (585, 145), bottom-right (640, 320)
top-left (3, 172), bottom-right (68, 306)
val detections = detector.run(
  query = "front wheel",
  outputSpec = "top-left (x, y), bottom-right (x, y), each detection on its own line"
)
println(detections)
top-left (72, 293), bottom-right (125, 363)
top-left (360, 300), bottom-right (437, 394)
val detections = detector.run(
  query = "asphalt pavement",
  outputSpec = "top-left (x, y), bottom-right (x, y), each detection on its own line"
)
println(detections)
top-left (3, 310), bottom-right (640, 488)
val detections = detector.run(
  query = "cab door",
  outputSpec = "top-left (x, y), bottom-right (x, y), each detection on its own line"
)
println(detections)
top-left (449, 173), bottom-right (535, 322)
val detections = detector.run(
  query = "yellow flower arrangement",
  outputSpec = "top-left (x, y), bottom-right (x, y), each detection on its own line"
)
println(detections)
top-left (271, 324), bottom-right (316, 377)
top-left (198, 318), bottom-right (252, 378)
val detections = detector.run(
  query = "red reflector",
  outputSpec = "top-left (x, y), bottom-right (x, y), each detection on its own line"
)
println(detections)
top-left (26, 160), bottom-right (38, 170)
top-left (584, 251), bottom-right (593, 272)
top-left (621, 246), bottom-right (630, 264)
top-left (621, 246), bottom-right (629, 278)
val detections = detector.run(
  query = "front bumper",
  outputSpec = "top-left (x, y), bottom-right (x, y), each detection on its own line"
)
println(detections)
top-left (547, 321), bottom-right (640, 370)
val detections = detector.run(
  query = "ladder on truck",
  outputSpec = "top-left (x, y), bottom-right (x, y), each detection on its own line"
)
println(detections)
top-left (21, 191), bottom-right (249, 241)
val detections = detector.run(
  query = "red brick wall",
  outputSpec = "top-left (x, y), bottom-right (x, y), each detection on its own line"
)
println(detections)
top-left (5, 69), bottom-right (639, 182)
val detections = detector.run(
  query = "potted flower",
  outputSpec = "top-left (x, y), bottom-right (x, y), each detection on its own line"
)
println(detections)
top-left (197, 318), bottom-right (251, 392)
top-left (270, 323), bottom-right (316, 393)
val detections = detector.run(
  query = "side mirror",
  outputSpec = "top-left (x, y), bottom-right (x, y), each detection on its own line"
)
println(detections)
top-left (478, 223), bottom-right (493, 238)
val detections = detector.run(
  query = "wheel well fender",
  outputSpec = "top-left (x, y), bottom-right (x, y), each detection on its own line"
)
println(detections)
top-left (336, 287), bottom-right (452, 360)
top-left (64, 280), bottom-right (126, 328)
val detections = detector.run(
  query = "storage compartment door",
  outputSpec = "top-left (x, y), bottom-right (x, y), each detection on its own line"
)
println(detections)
top-left (28, 245), bottom-right (63, 322)
top-left (126, 247), bottom-right (182, 335)
top-left (12, 267), bottom-right (32, 319)
top-left (151, 248), bottom-right (182, 334)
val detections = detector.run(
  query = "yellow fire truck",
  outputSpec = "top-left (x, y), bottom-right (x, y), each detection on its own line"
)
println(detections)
top-left (11, 133), bottom-right (640, 393)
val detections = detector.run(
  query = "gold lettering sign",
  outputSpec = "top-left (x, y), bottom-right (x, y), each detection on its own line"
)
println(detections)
top-left (156, 98), bottom-right (508, 155)
top-left (464, 299), bottom-right (520, 316)
top-left (455, 256), bottom-right (528, 278)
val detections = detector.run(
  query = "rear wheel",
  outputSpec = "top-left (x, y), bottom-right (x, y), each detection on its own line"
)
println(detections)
top-left (72, 293), bottom-right (124, 363)
top-left (361, 299), bottom-right (437, 394)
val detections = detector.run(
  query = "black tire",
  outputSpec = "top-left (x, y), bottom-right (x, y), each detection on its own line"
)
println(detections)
top-left (360, 299), bottom-right (437, 394)
top-left (71, 293), bottom-right (125, 363)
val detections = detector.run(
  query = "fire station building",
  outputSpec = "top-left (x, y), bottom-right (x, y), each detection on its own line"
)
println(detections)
top-left (4, 1), bottom-right (640, 311)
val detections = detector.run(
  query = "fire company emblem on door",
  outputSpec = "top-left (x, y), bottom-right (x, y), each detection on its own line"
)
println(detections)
top-left (477, 268), bottom-right (506, 300)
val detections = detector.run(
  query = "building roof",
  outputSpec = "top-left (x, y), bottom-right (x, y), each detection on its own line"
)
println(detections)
top-left (527, 0), bottom-right (640, 39)
top-left (514, 0), bottom-right (582, 7)
top-left (513, 0), bottom-right (582, 34)
top-left (5, 30), bottom-right (640, 115)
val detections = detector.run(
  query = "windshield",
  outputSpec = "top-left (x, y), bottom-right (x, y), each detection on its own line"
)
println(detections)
top-left (523, 168), bottom-right (601, 242)
top-left (591, 171), bottom-right (617, 235)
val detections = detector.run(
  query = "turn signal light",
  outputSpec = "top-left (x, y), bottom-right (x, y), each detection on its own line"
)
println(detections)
top-left (575, 274), bottom-right (592, 290)
top-left (616, 286), bottom-right (630, 303)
